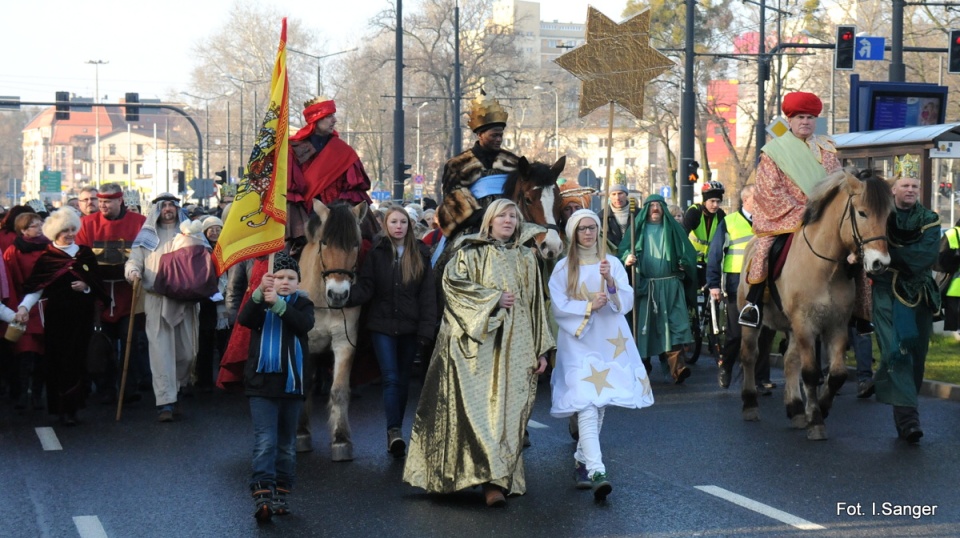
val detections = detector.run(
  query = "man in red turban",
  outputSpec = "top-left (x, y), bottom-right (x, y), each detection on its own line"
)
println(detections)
top-left (739, 91), bottom-right (842, 327)
top-left (286, 97), bottom-right (373, 248)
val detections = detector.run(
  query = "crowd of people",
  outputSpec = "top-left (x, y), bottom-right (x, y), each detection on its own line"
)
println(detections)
top-left (1, 91), bottom-right (957, 522)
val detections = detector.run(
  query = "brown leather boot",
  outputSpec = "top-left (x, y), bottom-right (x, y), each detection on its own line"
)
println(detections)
top-left (665, 350), bottom-right (691, 384)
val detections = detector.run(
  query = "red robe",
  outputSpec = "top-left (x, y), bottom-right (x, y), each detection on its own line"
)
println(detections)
top-left (4, 241), bottom-right (47, 354)
top-left (76, 209), bottom-right (146, 323)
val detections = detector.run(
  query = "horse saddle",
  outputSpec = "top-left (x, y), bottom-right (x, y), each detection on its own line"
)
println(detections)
top-left (768, 234), bottom-right (794, 282)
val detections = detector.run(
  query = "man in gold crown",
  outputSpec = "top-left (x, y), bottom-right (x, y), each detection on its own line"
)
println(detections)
top-left (437, 91), bottom-right (520, 238)
top-left (871, 154), bottom-right (940, 444)
top-left (287, 97), bottom-right (373, 247)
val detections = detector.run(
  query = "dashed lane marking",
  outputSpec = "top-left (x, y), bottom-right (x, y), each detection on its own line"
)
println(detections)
top-left (527, 419), bottom-right (549, 429)
top-left (73, 515), bottom-right (108, 538)
top-left (35, 427), bottom-right (62, 451)
top-left (695, 485), bottom-right (826, 531)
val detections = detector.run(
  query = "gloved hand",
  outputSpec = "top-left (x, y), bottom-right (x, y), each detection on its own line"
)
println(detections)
top-left (417, 336), bottom-right (434, 359)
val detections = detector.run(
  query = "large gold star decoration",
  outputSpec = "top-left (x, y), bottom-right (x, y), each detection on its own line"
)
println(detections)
top-left (607, 328), bottom-right (628, 359)
top-left (582, 365), bottom-right (615, 396)
top-left (555, 7), bottom-right (674, 119)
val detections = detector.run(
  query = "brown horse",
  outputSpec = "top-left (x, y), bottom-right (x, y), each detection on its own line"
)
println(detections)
top-left (505, 155), bottom-right (565, 260)
top-left (298, 199), bottom-right (366, 461)
top-left (737, 168), bottom-right (893, 440)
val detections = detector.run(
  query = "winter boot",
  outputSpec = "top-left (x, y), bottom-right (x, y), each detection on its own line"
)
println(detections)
top-left (251, 482), bottom-right (274, 523)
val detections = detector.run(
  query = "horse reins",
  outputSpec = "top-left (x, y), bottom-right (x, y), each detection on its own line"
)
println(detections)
top-left (515, 185), bottom-right (561, 233)
top-left (802, 194), bottom-right (887, 264)
top-left (313, 240), bottom-right (359, 349)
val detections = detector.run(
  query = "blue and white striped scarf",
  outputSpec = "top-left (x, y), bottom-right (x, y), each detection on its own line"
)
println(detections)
top-left (256, 293), bottom-right (304, 395)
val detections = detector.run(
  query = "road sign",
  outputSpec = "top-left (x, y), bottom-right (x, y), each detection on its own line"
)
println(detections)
top-left (414, 174), bottom-right (424, 185)
top-left (39, 170), bottom-right (62, 193)
top-left (189, 178), bottom-right (217, 199)
top-left (660, 185), bottom-right (672, 198)
top-left (414, 185), bottom-right (423, 198)
top-left (371, 190), bottom-right (391, 202)
top-left (855, 37), bottom-right (885, 61)
top-left (766, 116), bottom-right (790, 138)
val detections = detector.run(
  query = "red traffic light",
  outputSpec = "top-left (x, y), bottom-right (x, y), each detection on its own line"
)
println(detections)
top-left (841, 31), bottom-right (854, 41)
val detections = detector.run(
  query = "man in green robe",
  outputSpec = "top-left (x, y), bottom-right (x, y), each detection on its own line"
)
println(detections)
top-left (872, 161), bottom-right (941, 444)
top-left (620, 194), bottom-right (698, 384)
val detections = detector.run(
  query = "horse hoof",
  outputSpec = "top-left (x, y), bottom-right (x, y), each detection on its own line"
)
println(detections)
top-left (790, 415), bottom-right (808, 429)
top-left (806, 425), bottom-right (828, 441)
top-left (742, 408), bottom-right (760, 422)
top-left (331, 442), bottom-right (354, 462)
top-left (296, 434), bottom-right (313, 453)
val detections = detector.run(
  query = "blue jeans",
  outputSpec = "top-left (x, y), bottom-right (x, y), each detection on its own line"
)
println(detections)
top-left (848, 326), bottom-right (874, 382)
top-left (249, 396), bottom-right (302, 488)
top-left (370, 332), bottom-right (418, 430)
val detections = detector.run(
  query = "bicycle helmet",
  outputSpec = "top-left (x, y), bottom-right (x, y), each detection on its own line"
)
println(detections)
top-left (701, 180), bottom-right (724, 201)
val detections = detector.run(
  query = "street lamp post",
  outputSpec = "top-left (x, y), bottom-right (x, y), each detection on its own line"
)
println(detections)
top-left (287, 47), bottom-right (358, 95)
top-left (534, 85), bottom-right (559, 162)
top-left (180, 92), bottom-right (215, 180)
top-left (223, 75), bottom-right (268, 178)
top-left (86, 59), bottom-right (108, 187)
top-left (416, 102), bottom-right (429, 177)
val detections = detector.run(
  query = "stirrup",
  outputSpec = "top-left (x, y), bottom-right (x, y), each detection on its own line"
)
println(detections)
top-left (738, 303), bottom-right (760, 328)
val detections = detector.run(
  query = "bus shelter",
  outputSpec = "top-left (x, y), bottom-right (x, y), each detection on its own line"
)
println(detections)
top-left (833, 123), bottom-right (960, 226)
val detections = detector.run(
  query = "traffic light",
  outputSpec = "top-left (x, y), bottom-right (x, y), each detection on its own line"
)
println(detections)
top-left (835, 25), bottom-right (856, 70)
top-left (687, 160), bottom-right (700, 183)
top-left (124, 92), bottom-right (139, 122)
top-left (400, 163), bottom-right (412, 182)
top-left (177, 170), bottom-right (186, 193)
top-left (214, 169), bottom-right (227, 185)
top-left (949, 30), bottom-right (960, 74)
top-left (55, 91), bottom-right (70, 121)
top-left (940, 181), bottom-right (954, 197)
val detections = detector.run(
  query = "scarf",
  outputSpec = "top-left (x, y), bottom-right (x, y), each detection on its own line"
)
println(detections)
top-left (761, 131), bottom-right (834, 196)
top-left (256, 293), bottom-right (305, 395)
top-left (14, 235), bottom-right (50, 254)
top-left (612, 204), bottom-right (630, 230)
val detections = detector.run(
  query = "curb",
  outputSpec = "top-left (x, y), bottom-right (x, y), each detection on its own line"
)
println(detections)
top-left (766, 353), bottom-right (960, 403)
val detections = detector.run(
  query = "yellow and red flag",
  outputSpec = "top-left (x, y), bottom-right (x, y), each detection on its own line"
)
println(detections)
top-left (213, 18), bottom-right (289, 275)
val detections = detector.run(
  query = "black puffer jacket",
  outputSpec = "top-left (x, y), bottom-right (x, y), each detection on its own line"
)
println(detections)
top-left (348, 235), bottom-right (437, 340)
top-left (240, 291), bottom-right (315, 399)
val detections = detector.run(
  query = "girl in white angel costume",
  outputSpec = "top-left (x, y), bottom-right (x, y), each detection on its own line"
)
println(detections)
top-left (549, 209), bottom-right (654, 500)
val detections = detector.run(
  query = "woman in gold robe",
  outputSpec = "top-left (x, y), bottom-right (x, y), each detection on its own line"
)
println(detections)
top-left (403, 199), bottom-right (555, 507)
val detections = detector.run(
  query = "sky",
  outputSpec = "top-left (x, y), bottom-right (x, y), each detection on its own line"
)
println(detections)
top-left (0, 0), bottom-right (630, 105)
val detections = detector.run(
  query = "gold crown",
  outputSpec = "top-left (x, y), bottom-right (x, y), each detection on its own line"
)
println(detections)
top-left (894, 154), bottom-right (920, 179)
top-left (468, 90), bottom-right (508, 132)
top-left (303, 95), bottom-right (333, 109)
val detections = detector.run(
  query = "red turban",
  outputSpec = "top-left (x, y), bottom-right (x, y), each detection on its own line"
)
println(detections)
top-left (303, 100), bottom-right (336, 124)
top-left (781, 92), bottom-right (822, 118)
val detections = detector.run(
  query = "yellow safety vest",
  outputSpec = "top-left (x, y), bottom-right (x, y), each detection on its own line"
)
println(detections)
top-left (947, 227), bottom-right (960, 297)
top-left (722, 212), bottom-right (754, 274)
top-left (688, 205), bottom-right (719, 262)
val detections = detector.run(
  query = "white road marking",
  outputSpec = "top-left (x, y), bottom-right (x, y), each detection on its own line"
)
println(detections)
top-left (73, 515), bottom-right (108, 538)
top-left (527, 419), bottom-right (549, 429)
top-left (35, 427), bottom-right (62, 451)
top-left (696, 485), bottom-right (826, 531)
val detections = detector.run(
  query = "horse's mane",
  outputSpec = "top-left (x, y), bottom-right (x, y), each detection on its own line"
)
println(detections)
top-left (307, 202), bottom-right (361, 251)
top-left (503, 161), bottom-right (559, 196)
top-left (802, 168), bottom-right (892, 226)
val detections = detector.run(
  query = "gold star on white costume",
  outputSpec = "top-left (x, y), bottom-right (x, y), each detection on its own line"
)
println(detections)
top-left (582, 365), bottom-right (615, 396)
top-left (607, 328), bottom-right (628, 359)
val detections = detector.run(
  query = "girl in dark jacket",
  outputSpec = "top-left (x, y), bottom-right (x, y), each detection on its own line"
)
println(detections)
top-left (238, 252), bottom-right (315, 523)
top-left (349, 205), bottom-right (437, 457)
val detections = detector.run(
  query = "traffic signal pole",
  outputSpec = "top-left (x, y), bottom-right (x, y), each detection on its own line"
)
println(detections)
top-left (680, 0), bottom-right (696, 209)
top-left (890, 0), bottom-right (905, 82)
top-left (393, 0), bottom-right (407, 202)
top-left (0, 99), bottom-right (203, 193)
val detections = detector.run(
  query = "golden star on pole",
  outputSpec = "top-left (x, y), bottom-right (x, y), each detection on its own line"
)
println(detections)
top-left (606, 328), bottom-right (629, 359)
top-left (582, 364), bottom-right (615, 396)
top-left (555, 7), bottom-right (674, 119)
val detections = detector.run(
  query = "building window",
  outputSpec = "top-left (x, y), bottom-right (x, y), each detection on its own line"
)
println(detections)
top-left (108, 163), bottom-right (115, 174)
top-left (108, 144), bottom-right (116, 156)
top-left (136, 144), bottom-right (144, 156)
top-left (599, 139), bottom-right (608, 148)
top-left (599, 158), bottom-right (613, 166)
top-left (625, 138), bottom-right (636, 148)
top-left (136, 164), bottom-right (142, 175)
top-left (504, 138), bottom-right (514, 148)
top-left (625, 158), bottom-right (636, 166)
top-left (123, 164), bottom-right (129, 174)
top-left (578, 158), bottom-right (588, 167)
top-left (577, 138), bottom-right (587, 148)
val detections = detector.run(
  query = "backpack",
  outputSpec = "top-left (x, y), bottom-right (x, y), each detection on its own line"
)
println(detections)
top-left (152, 221), bottom-right (219, 301)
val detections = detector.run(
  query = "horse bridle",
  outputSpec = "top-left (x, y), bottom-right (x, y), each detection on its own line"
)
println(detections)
top-left (316, 240), bottom-right (358, 281)
top-left (515, 185), bottom-right (560, 233)
top-left (802, 194), bottom-right (888, 264)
